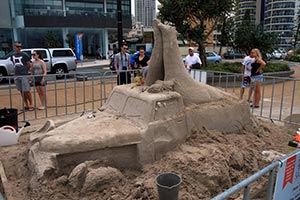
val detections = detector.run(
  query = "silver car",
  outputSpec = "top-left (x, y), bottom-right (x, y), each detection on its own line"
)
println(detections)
top-left (0, 48), bottom-right (77, 82)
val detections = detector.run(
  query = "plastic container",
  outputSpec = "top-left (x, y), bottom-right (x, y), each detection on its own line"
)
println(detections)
top-left (288, 140), bottom-right (299, 152)
top-left (0, 108), bottom-right (18, 132)
top-left (156, 173), bottom-right (182, 200)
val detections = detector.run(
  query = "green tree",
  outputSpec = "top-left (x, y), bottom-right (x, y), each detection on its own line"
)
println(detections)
top-left (234, 10), bottom-right (277, 56)
top-left (158, 0), bottom-right (234, 66)
top-left (44, 31), bottom-right (62, 48)
top-left (291, 11), bottom-right (300, 50)
top-left (66, 34), bottom-right (75, 49)
top-left (216, 13), bottom-right (235, 55)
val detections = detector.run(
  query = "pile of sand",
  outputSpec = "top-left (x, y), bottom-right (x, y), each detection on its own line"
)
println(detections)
top-left (0, 118), bottom-right (294, 200)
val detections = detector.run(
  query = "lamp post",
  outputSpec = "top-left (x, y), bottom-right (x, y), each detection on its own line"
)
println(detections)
top-left (117, 0), bottom-right (123, 51)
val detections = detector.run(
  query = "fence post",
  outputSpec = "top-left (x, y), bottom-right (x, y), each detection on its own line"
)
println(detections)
top-left (266, 169), bottom-right (276, 200)
top-left (243, 185), bottom-right (250, 200)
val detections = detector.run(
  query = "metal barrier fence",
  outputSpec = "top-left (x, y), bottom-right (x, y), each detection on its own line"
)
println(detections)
top-left (211, 150), bottom-right (299, 200)
top-left (0, 69), bottom-right (299, 126)
top-left (191, 69), bottom-right (300, 126)
top-left (0, 70), bottom-right (131, 123)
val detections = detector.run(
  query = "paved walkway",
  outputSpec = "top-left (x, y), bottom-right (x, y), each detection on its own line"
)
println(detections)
top-left (76, 59), bottom-right (110, 68)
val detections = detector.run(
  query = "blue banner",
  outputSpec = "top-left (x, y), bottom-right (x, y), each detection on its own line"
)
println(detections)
top-left (75, 34), bottom-right (83, 60)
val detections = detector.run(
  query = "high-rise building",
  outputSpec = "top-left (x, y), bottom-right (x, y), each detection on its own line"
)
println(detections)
top-left (236, 0), bottom-right (298, 49)
top-left (0, 0), bottom-right (132, 57)
top-left (135, 0), bottom-right (156, 27)
top-left (235, 0), bottom-right (257, 25)
top-left (264, 0), bottom-right (296, 49)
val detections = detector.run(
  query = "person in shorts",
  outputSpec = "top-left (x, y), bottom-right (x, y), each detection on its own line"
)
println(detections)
top-left (11, 41), bottom-right (33, 111)
top-left (240, 55), bottom-right (255, 102)
top-left (250, 48), bottom-right (266, 108)
top-left (31, 50), bottom-right (47, 110)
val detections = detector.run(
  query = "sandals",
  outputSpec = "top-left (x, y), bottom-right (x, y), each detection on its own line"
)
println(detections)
top-left (21, 106), bottom-right (34, 111)
top-left (38, 106), bottom-right (45, 110)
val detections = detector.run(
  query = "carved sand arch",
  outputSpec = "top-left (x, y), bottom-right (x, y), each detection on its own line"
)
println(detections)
top-left (146, 19), bottom-right (224, 105)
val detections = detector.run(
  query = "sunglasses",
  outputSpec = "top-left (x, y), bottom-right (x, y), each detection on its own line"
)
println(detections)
top-left (15, 45), bottom-right (22, 48)
top-left (32, 54), bottom-right (36, 56)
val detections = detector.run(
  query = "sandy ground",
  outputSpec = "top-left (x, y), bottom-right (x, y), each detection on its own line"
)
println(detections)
top-left (0, 117), bottom-right (295, 200)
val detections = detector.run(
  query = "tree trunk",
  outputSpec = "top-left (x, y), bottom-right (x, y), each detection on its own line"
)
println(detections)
top-left (219, 45), bottom-right (223, 55)
top-left (198, 42), bottom-right (207, 67)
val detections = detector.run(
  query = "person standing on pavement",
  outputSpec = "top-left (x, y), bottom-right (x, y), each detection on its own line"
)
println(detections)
top-left (31, 50), bottom-right (47, 110)
top-left (11, 41), bottom-right (33, 111)
top-left (184, 47), bottom-right (202, 73)
top-left (250, 48), bottom-right (266, 108)
top-left (114, 43), bottom-right (131, 85)
top-left (240, 54), bottom-right (255, 102)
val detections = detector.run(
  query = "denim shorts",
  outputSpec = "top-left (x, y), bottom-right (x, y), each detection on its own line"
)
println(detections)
top-left (241, 76), bottom-right (251, 88)
top-left (14, 77), bottom-right (31, 92)
top-left (251, 74), bottom-right (263, 82)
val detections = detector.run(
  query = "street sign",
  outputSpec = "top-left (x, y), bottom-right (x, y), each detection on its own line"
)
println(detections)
top-left (274, 150), bottom-right (300, 200)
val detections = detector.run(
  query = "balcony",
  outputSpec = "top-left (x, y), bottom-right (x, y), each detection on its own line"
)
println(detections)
top-left (239, 0), bottom-right (255, 3)
top-left (266, 0), bottom-right (295, 4)
top-left (22, 6), bottom-right (132, 29)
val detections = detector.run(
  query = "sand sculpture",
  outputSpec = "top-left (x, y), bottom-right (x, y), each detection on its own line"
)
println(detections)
top-left (146, 19), bottom-right (224, 105)
top-left (28, 20), bottom-right (252, 180)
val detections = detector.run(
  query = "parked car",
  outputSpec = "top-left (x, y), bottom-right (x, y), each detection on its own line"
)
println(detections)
top-left (223, 51), bottom-right (244, 59)
top-left (205, 51), bottom-right (222, 64)
top-left (182, 51), bottom-right (222, 64)
top-left (272, 50), bottom-right (283, 59)
top-left (0, 48), bottom-right (77, 82)
top-left (287, 50), bottom-right (294, 55)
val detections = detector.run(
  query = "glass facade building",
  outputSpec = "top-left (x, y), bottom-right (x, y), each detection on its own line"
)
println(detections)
top-left (0, 0), bottom-right (132, 57)
top-left (236, 0), bottom-right (298, 49)
top-left (135, 0), bottom-right (156, 27)
top-left (264, 0), bottom-right (296, 49)
top-left (235, 0), bottom-right (257, 25)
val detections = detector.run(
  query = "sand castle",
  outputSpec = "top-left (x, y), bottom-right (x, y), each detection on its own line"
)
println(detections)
top-left (28, 20), bottom-right (252, 179)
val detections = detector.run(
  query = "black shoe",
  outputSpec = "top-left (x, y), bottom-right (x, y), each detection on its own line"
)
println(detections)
top-left (250, 105), bottom-right (259, 108)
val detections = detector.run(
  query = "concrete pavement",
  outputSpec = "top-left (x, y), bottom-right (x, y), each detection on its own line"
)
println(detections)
top-left (77, 59), bottom-right (110, 69)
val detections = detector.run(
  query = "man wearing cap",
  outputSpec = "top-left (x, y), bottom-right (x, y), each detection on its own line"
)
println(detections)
top-left (184, 47), bottom-right (202, 72)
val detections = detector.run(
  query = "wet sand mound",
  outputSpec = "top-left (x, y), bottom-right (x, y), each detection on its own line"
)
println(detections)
top-left (0, 119), bottom-right (293, 200)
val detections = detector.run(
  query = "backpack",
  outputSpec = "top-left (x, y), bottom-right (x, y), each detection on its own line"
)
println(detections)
top-left (109, 56), bottom-right (115, 71)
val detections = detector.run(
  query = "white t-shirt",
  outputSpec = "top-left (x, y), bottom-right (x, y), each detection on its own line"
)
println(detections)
top-left (242, 56), bottom-right (255, 77)
top-left (185, 54), bottom-right (202, 70)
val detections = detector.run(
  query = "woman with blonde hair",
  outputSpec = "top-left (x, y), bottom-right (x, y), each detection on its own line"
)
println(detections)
top-left (250, 48), bottom-right (266, 108)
